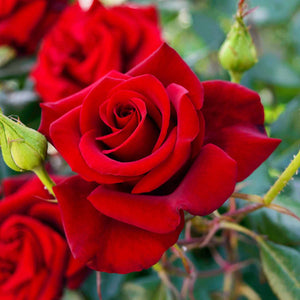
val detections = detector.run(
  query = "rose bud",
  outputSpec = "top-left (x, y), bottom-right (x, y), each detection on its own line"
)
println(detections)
top-left (219, 15), bottom-right (257, 82)
top-left (0, 109), bottom-right (47, 172)
top-left (0, 174), bottom-right (89, 299)
top-left (40, 43), bottom-right (280, 274)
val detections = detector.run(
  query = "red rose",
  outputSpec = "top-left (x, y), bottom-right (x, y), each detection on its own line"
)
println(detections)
top-left (31, 0), bottom-right (163, 102)
top-left (39, 44), bottom-right (280, 274)
top-left (0, 0), bottom-right (68, 54)
top-left (0, 174), bottom-right (88, 300)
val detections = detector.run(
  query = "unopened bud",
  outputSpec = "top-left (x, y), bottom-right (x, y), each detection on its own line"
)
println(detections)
top-left (0, 109), bottom-right (47, 172)
top-left (219, 16), bottom-right (257, 83)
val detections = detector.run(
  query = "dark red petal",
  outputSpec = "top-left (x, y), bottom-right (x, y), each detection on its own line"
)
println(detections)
top-left (171, 144), bottom-right (237, 216)
top-left (132, 83), bottom-right (200, 193)
top-left (127, 43), bottom-right (204, 110)
top-left (1, 174), bottom-right (33, 196)
top-left (108, 75), bottom-right (171, 151)
top-left (79, 75), bottom-right (126, 134)
top-left (0, 1), bottom-right (46, 45)
top-left (54, 176), bottom-right (184, 273)
top-left (79, 128), bottom-right (176, 176)
top-left (202, 80), bottom-right (265, 134)
top-left (88, 186), bottom-right (180, 233)
top-left (207, 125), bottom-right (281, 181)
top-left (0, 177), bottom-right (50, 222)
top-left (39, 82), bottom-right (94, 139)
top-left (50, 106), bottom-right (130, 184)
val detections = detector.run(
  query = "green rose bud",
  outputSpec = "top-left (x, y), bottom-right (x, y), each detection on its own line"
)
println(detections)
top-left (0, 109), bottom-right (47, 172)
top-left (219, 16), bottom-right (257, 83)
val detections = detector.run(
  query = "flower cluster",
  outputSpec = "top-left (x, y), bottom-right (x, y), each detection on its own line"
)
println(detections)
top-left (0, 0), bottom-right (281, 298)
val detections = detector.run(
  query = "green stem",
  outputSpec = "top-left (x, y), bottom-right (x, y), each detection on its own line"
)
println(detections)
top-left (264, 149), bottom-right (300, 205)
top-left (33, 164), bottom-right (56, 199)
top-left (220, 221), bottom-right (262, 243)
top-left (229, 70), bottom-right (243, 83)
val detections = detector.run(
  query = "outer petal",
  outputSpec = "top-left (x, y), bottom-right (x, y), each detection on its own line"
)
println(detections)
top-left (54, 176), bottom-right (184, 273)
top-left (172, 144), bottom-right (237, 216)
top-left (202, 80), bottom-right (281, 181)
top-left (202, 80), bottom-right (265, 133)
top-left (88, 186), bottom-right (180, 234)
top-left (39, 71), bottom-right (126, 139)
top-left (0, 177), bottom-right (51, 221)
top-left (39, 83), bottom-right (93, 139)
top-left (127, 43), bottom-right (204, 110)
top-left (207, 125), bottom-right (281, 181)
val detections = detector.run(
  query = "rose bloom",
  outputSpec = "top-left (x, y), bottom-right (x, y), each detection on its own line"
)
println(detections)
top-left (31, 0), bottom-right (163, 102)
top-left (39, 44), bottom-right (280, 274)
top-left (0, 0), bottom-right (68, 54)
top-left (0, 174), bottom-right (89, 300)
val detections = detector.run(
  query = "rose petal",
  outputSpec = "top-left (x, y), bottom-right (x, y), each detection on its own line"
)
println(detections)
top-left (0, 177), bottom-right (50, 221)
top-left (50, 106), bottom-right (132, 183)
top-left (128, 43), bottom-right (204, 110)
top-left (39, 82), bottom-right (94, 139)
top-left (202, 80), bottom-right (265, 134)
top-left (79, 75), bottom-right (126, 134)
top-left (54, 176), bottom-right (184, 273)
top-left (88, 186), bottom-right (181, 233)
top-left (132, 83), bottom-right (200, 193)
top-left (79, 127), bottom-right (176, 176)
top-left (172, 144), bottom-right (237, 216)
top-left (108, 74), bottom-right (171, 152)
top-left (206, 125), bottom-right (281, 181)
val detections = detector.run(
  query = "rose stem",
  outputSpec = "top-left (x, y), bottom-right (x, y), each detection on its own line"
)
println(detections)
top-left (33, 164), bottom-right (56, 199)
top-left (264, 149), bottom-right (300, 205)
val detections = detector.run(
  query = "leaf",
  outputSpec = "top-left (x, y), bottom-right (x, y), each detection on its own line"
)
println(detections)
top-left (120, 275), bottom-right (174, 300)
top-left (270, 98), bottom-right (300, 169)
top-left (250, 0), bottom-right (299, 25)
top-left (290, 11), bottom-right (300, 54)
top-left (259, 240), bottom-right (300, 300)
top-left (249, 54), bottom-right (300, 88)
top-left (192, 11), bottom-right (225, 50)
top-left (274, 197), bottom-right (300, 219)
top-left (245, 207), bottom-right (300, 246)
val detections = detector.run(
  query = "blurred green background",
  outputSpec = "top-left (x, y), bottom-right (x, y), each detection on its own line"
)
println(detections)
top-left (1, 0), bottom-right (300, 299)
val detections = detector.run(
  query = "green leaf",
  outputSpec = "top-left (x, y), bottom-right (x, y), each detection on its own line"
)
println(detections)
top-left (119, 275), bottom-right (175, 300)
top-left (249, 54), bottom-right (300, 88)
top-left (192, 11), bottom-right (225, 50)
top-left (250, 0), bottom-right (299, 25)
top-left (270, 98), bottom-right (300, 169)
top-left (259, 240), bottom-right (300, 300)
top-left (245, 207), bottom-right (300, 246)
top-left (274, 197), bottom-right (300, 219)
